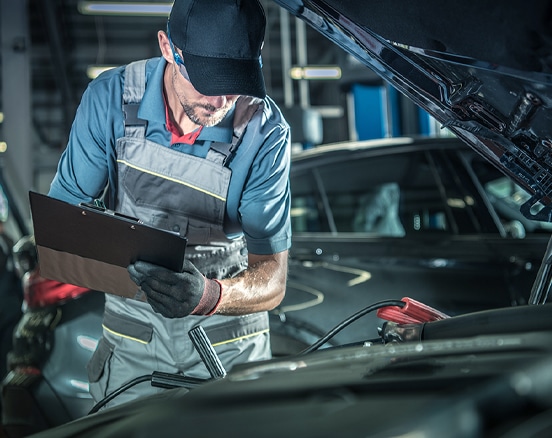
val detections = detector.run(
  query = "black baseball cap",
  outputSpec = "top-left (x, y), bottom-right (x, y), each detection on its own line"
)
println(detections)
top-left (168, 0), bottom-right (266, 99)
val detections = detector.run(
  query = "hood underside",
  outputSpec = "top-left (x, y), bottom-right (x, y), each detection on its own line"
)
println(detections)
top-left (274, 0), bottom-right (552, 222)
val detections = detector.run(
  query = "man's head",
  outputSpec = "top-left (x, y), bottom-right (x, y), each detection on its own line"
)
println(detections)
top-left (167, 0), bottom-right (266, 99)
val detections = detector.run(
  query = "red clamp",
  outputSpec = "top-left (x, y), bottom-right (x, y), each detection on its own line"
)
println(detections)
top-left (377, 297), bottom-right (449, 324)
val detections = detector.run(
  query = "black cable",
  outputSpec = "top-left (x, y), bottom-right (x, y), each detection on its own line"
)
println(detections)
top-left (298, 299), bottom-right (406, 355)
top-left (88, 300), bottom-right (406, 412)
top-left (88, 327), bottom-right (221, 415)
top-left (88, 374), bottom-right (152, 415)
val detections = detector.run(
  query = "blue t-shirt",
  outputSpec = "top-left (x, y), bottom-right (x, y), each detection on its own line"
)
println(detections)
top-left (48, 57), bottom-right (292, 255)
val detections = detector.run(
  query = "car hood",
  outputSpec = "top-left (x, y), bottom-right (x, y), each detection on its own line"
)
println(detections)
top-left (28, 308), bottom-right (552, 437)
top-left (273, 0), bottom-right (552, 222)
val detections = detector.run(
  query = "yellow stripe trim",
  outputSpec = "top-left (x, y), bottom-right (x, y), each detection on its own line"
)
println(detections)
top-left (103, 324), bottom-right (268, 347)
top-left (211, 328), bottom-right (270, 347)
top-left (102, 324), bottom-right (149, 345)
top-left (117, 159), bottom-right (226, 201)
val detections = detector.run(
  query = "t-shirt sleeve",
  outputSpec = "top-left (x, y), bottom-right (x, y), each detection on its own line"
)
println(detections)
top-left (239, 120), bottom-right (292, 255)
top-left (48, 75), bottom-right (116, 205)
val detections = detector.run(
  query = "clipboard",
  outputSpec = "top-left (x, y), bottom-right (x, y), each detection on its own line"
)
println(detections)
top-left (29, 191), bottom-right (188, 300)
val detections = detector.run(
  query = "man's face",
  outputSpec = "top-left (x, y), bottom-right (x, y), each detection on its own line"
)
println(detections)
top-left (169, 41), bottom-right (239, 127)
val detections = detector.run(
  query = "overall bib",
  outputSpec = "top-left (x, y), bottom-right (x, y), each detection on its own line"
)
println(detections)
top-left (87, 60), bottom-right (271, 407)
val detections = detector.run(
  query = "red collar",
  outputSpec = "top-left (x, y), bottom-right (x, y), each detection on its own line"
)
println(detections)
top-left (164, 97), bottom-right (203, 145)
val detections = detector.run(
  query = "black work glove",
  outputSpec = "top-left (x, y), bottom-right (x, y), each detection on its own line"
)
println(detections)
top-left (127, 260), bottom-right (222, 318)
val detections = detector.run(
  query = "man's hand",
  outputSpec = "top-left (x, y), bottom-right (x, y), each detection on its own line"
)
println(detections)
top-left (127, 260), bottom-right (222, 318)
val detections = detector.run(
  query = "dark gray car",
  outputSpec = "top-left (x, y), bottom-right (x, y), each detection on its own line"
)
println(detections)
top-left (270, 136), bottom-right (551, 351)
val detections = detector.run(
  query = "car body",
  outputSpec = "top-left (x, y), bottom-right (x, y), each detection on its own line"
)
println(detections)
top-left (23, 314), bottom-right (552, 438)
top-left (12, 134), bottom-right (552, 435)
top-left (11, 0), bottom-right (552, 436)
top-left (25, 145), bottom-right (552, 433)
top-left (270, 135), bottom-right (551, 350)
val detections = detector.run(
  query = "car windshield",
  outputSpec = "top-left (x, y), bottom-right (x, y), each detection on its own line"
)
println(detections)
top-left (291, 147), bottom-right (485, 236)
top-left (291, 142), bottom-right (552, 238)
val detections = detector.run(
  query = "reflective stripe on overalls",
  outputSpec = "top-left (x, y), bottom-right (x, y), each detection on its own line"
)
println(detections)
top-left (87, 60), bottom-right (271, 407)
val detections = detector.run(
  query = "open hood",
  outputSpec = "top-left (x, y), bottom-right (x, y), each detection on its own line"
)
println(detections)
top-left (273, 0), bottom-right (552, 222)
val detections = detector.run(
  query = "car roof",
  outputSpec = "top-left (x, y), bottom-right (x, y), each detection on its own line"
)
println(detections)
top-left (291, 135), bottom-right (464, 163)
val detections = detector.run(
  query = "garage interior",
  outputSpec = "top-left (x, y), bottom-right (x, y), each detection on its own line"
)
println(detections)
top-left (0, 0), bottom-right (441, 220)
top-left (3, 2), bottom-right (552, 437)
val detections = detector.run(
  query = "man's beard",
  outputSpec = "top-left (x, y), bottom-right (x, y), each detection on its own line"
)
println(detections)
top-left (181, 101), bottom-right (231, 127)
top-left (172, 64), bottom-right (231, 127)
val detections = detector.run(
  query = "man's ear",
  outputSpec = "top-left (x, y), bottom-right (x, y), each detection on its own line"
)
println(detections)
top-left (158, 30), bottom-right (174, 63)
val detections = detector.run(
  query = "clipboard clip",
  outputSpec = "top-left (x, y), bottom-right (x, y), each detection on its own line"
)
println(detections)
top-left (79, 202), bottom-right (143, 223)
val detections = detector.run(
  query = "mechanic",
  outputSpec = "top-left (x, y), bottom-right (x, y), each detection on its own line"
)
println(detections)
top-left (48, 0), bottom-right (291, 408)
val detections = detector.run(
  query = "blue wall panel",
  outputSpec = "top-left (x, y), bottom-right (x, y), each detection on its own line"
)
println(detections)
top-left (352, 84), bottom-right (387, 140)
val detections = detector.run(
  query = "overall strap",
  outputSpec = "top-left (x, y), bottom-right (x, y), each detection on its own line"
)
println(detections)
top-left (122, 60), bottom-right (148, 137)
top-left (101, 60), bottom-right (149, 209)
top-left (206, 96), bottom-right (263, 166)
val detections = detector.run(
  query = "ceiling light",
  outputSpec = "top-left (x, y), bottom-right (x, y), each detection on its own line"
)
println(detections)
top-left (78, 1), bottom-right (172, 16)
top-left (290, 66), bottom-right (342, 80)
top-left (87, 65), bottom-right (118, 79)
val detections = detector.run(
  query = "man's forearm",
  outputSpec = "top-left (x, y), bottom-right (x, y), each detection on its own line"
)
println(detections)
top-left (215, 250), bottom-right (288, 315)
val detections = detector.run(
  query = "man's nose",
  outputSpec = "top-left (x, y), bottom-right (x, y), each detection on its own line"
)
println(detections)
top-left (204, 95), bottom-right (226, 108)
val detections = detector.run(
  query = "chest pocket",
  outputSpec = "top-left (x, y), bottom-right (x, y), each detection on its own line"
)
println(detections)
top-left (117, 137), bottom-right (230, 243)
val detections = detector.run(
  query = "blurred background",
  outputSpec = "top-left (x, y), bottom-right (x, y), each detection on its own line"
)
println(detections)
top-left (0, 0), bottom-right (443, 220)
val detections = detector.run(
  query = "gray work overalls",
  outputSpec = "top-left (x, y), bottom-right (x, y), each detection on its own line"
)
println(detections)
top-left (87, 60), bottom-right (271, 408)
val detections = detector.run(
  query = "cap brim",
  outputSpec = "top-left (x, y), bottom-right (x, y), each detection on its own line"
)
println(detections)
top-left (183, 53), bottom-right (266, 99)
